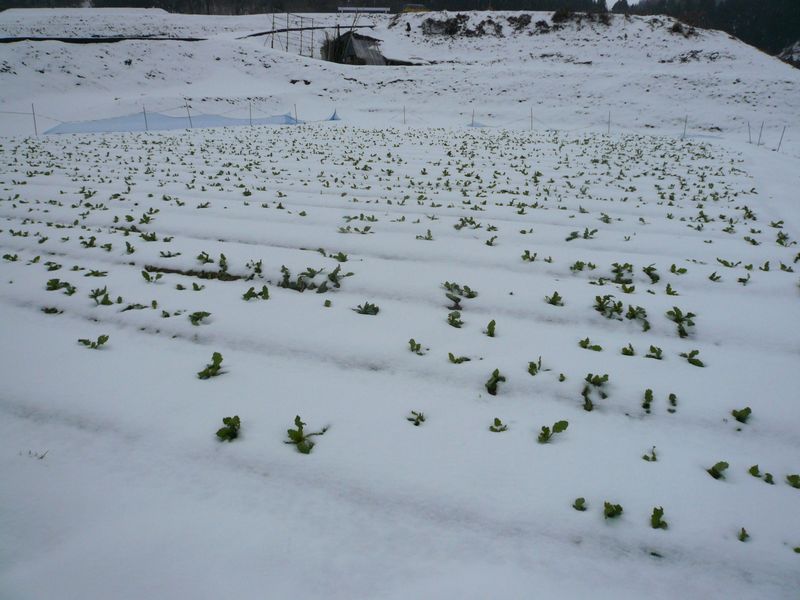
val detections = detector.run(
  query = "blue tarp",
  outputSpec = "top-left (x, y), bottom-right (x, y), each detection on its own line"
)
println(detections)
top-left (45, 110), bottom-right (340, 135)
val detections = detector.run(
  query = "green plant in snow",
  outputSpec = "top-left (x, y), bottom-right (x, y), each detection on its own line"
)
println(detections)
top-left (573, 497), bottom-right (587, 511)
top-left (197, 352), bottom-right (224, 379)
top-left (787, 474), bottom-right (800, 489)
top-left (485, 369), bottom-right (506, 396)
top-left (680, 349), bottom-right (705, 367)
top-left (485, 319), bottom-right (496, 337)
top-left (665, 283), bottom-right (679, 296)
top-left (88, 286), bottom-right (112, 306)
top-left (354, 302), bottom-right (379, 315)
top-left (642, 446), bottom-right (658, 462)
top-left (603, 502), bottom-right (623, 519)
top-left (78, 334), bottom-right (109, 349)
top-left (489, 418), bottom-right (508, 432)
top-left (666, 307), bottom-right (696, 338)
top-left (643, 264), bottom-right (660, 284)
top-left (738, 528), bottom-right (749, 542)
top-left (447, 311), bottom-right (464, 328)
top-left (448, 352), bottom-right (470, 364)
top-left (46, 278), bottom-right (76, 295)
top-left (528, 356), bottom-right (545, 376)
top-left (521, 250), bottom-right (537, 262)
top-left (731, 407), bottom-right (752, 424)
top-left (545, 291), bottom-right (564, 306)
top-left (141, 270), bottom-right (162, 283)
top-left (408, 339), bottom-right (426, 355)
top-left (407, 411), bottom-right (425, 426)
top-left (708, 271), bottom-right (721, 282)
top-left (215, 416), bottom-right (241, 442)
top-left (242, 285), bottom-right (269, 301)
top-left (621, 343), bottom-right (635, 356)
top-left (188, 311), bottom-right (210, 326)
top-left (537, 420), bottom-right (568, 443)
top-left (285, 415), bottom-right (328, 454)
top-left (643, 389), bottom-right (654, 414)
top-left (579, 337), bottom-right (602, 351)
top-left (643, 345), bottom-right (663, 360)
top-left (625, 305), bottom-right (650, 331)
top-left (650, 507), bottom-right (668, 530)
top-left (707, 461), bottom-right (729, 480)
top-left (748, 465), bottom-right (761, 477)
top-left (595, 295), bottom-right (623, 320)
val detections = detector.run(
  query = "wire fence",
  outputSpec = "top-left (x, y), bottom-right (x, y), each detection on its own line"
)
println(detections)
top-left (0, 100), bottom-right (791, 153)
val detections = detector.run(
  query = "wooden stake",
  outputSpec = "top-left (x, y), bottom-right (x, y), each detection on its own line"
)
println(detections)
top-left (271, 13), bottom-right (275, 49)
top-left (286, 13), bottom-right (289, 52)
top-left (530, 105), bottom-right (533, 131)
top-left (185, 100), bottom-right (193, 129)
top-left (294, 104), bottom-right (298, 124)
top-left (757, 121), bottom-right (764, 146)
top-left (31, 103), bottom-right (38, 137)
top-left (607, 110), bottom-right (611, 136)
top-left (682, 115), bottom-right (688, 140)
top-left (300, 17), bottom-right (304, 55)
top-left (471, 108), bottom-right (475, 127)
top-left (249, 101), bottom-right (252, 127)
top-left (310, 19), bottom-right (314, 58)
top-left (776, 126), bottom-right (786, 152)
top-left (747, 121), bottom-right (751, 144)
top-left (143, 104), bottom-right (149, 131)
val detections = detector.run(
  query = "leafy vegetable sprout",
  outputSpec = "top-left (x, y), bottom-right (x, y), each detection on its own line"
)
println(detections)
top-left (188, 311), bottom-right (210, 326)
top-left (489, 418), bottom-right (508, 432)
top-left (485, 369), bottom-right (506, 396)
top-left (650, 507), bottom-right (668, 530)
top-left (787, 474), bottom-right (800, 489)
top-left (645, 345), bottom-right (663, 360)
top-left (285, 415), bottom-right (328, 454)
top-left (537, 420), bottom-right (568, 443)
top-left (579, 337), bottom-right (602, 352)
top-left (216, 416), bottom-right (241, 442)
top-left (448, 352), bottom-right (470, 364)
top-left (680, 349), bottom-right (705, 367)
top-left (447, 311), bottom-right (464, 328)
top-left (242, 285), bottom-right (269, 301)
top-left (738, 528), bottom-right (749, 542)
top-left (141, 270), bottom-right (162, 284)
top-left (408, 339), bottom-right (427, 355)
top-left (603, 502), bottom-right (623, 519)
top-left (78, 334), bottom-right (109, 349)
top-left (642, 447), bottom-right (658, 462)
top-left (407, 411), bottom-right (426, 426)
top-left (572, 497), bottom-right (587, 511)
top-left (545, 291), bottom-right (564, 306)
top-left (484, 319), bottom-right (496, 337)
top-left (354, 302), bottom-right (380, 315)
top-left (197, 352), bottom-right (224, 379)
top-left (731, 407), bottom-right (751, 424)
top-left (666, 307), bottom-right (696, 338)
top-left (706, 461), bottom-right (729, 480)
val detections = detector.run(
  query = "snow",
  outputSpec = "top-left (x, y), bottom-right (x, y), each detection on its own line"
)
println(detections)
top-left (1, 9), bottom-right (799, 600)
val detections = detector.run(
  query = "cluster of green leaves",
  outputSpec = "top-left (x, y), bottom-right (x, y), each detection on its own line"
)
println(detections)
top-left (354, 301), bottom-right (380, 315)
top-left (650, 507), bottom-right (668, 530)
top-left (595, 295), bottom-right (622, 320)
top-left (188, 311), bottom-right (210, 326)
top-left (78, 334), bottom-right (109, 349)
top-left (545, 291), bottom-right (564, 306)
top-left (407, 411), bottom-right (425, 426)
top-left (731, 407), bottom-right (751, 424)
top-left (197, 352), bottom-right (224, 379)
top-left (489, 418), bottom-right (508, 432)
top-left (537, 420), bottom-right (568, 443)
top-left (748, 465), bottom-right (775, 485)
top-left (484, 319), bottom-right (496, 337)
top-left (46, 278), bottom-right (76, 295)
top-left (242, 285), bottom-right (269, 301)
top-left (485, 369), bottom-right (506, 396)
top-left (216, 416), bottom-right (240, 442)
top-left (448, 352), bottom-right (470, 364)
top-left (707, 461), bottom-right (729, 480)
top-left (680, 349), bottom-right (705, 367)
top-left (603, 502), bottom-right (624, 519)
top-left (141, 270), bottom-right (162, 284)
top-left (666, 307), bottom-right (696, 338)
top-left (447, 311), bottom-right (464, 328)
top-left (579, 337), bottom-right (602, 351)
top-left (285, 415), bottom-right (327, 454)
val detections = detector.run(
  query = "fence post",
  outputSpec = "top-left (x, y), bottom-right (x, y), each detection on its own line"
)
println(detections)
top-left (143, 104), bottom-right (149, 131)
top-left (294, 104), bottom-right (298, 124)
top-left (607, 110), bottom-right (611, 136)
top-left (300, 16), bottom-right (304, 56)
top-left (403, 105), bottom-right (406, 125)
top-left (185, 100), bottom-right (193, 129)
top-left (271, 13), bottom-right (275, 49)
top-left (310, 19), bottom-right (314, 58)
top-left (747, 121), bottom-right (751, 144)
top-left (530, 105), bottom-right (533, 132)
top-left (776, 126), bottom-right (786, 152)
top-left (757, 121), bottom-right (764, 146)
top-left (31, 103), bottom-right (38, 137)
top-left (249, 101), bottom-right (252, 127)
top-left (286, 14), bottom-right (289, 53)
top-left (682, 115), bottom-right (688, 140)
top-left (471, 108), bottom-right (475, 127)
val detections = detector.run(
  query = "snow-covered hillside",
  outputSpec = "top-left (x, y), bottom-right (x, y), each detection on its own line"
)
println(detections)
top-left (0, 8), bottom-right (798, 154)
top-left (1, 8), bottom-right (799, 600)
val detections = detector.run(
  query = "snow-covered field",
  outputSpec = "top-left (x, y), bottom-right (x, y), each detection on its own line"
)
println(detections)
top-left (1, 8), bottom-right (799, 600)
